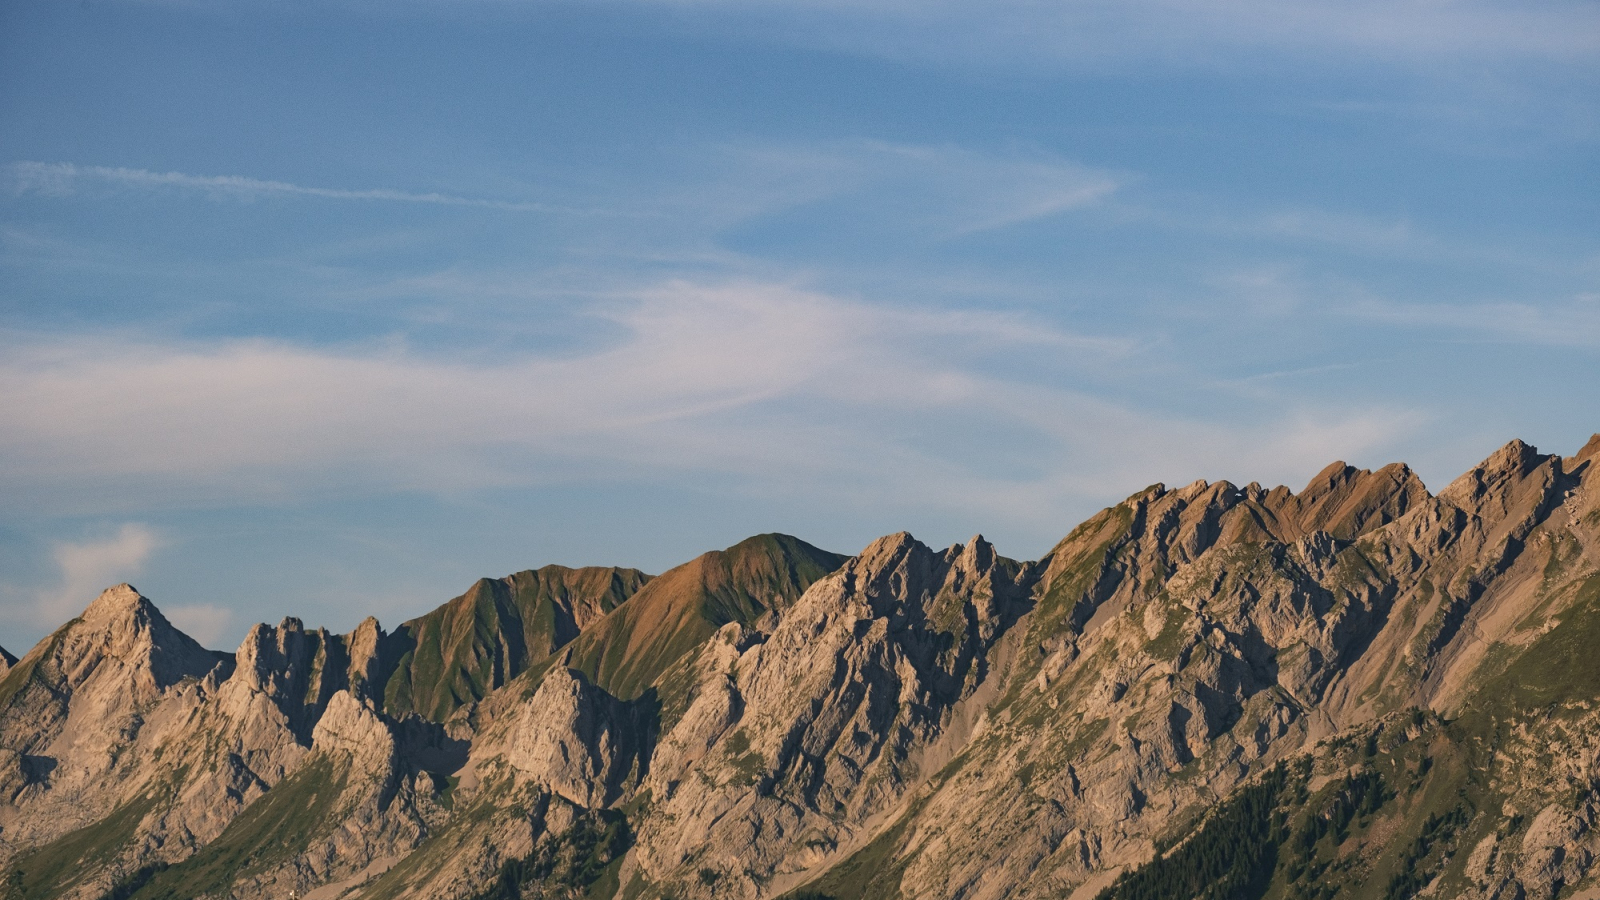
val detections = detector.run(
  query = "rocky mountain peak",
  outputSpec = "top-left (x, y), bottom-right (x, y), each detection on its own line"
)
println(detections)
top-left (1439, 438), bottom-right (1552, 507)
top-left (1173, 478), bottom-right (1217, 501)
top-left (311, 689), bottom-right (394, 763)
top-left (1432, 439), bottom-right (1569, 565)
top-left (1257, 459), bottom-right (1429, 541)
top-left (345, 616), bottom-right (385, 701)
top-left (1306, 458), bottom-right (1357, 486)
top-left (234, 618), bottom-right (350, 743)
top-left (500, 665), bottom-right (648, 808)
top-left (841, 531), bottom-right (952, 618)
top-left (857, 529), bottom-right (920, 567)
top-left (561, 535), bottom-right (845, 701)
top-left (80, 582), bottom-right (146, 622)
top-left (46, 583), bottom-right (221, 694)
top-left (953, 533), bottom-right (996, 570)
top-left (1574, 432), bottom-right (1600, 463)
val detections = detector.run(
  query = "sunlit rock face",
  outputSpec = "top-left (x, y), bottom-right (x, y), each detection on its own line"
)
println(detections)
top-left (5, 438), bottom-right (1600, 900)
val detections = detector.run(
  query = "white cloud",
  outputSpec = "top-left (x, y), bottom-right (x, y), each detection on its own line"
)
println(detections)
top-left (792, 141), bottom-right (1122, 236)
top-left (8, 524), bottom-right (163, 629)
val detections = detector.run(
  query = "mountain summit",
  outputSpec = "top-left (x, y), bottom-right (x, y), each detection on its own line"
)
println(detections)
top-left (4, 441), bottom-right (1600, 900)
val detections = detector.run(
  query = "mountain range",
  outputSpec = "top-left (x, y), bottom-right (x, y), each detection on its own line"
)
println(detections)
top-left (4, 436), bottom-right (1600, 900)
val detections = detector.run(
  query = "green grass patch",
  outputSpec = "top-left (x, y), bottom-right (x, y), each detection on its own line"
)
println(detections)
top-left (1469, 574), bottom-right (1600, 715)
top-left (0, 623), bottom-right (74, 713)
top-left (570, 535), bottom-right (846, 702)
top-left (1381, 805), bottom-right (1470, 900)
top-left (722, 729), bottom-right (765, 786)
top-left (7, 792), bottom-right (156, 900)
top-left (123, 755), bottom-right (348, 900)
top-left (1145, 597), bottom-right (1188, 662)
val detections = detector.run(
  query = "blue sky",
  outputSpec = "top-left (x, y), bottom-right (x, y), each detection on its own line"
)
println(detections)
top-left (1, 0), bottom-right (1596, 651)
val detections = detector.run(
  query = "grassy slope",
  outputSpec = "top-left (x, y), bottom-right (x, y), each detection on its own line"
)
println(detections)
top-left (4, 749), bottom-right (353, 900)
top-left (565, 534), bottom-right (848, 701)
top-left (122, 755), bottom-right (350, 900)
top-left (0, 623), bottom-right (77, 720)
top-left (6, 793), bottom-right (157, 900)
top-left (774, 805), bottom-right (921, 900)
top-left (383, 565), bottom-right (651, 722)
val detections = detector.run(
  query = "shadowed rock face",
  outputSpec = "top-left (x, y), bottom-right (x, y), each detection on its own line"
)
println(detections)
top-left (6, 441), bottom-right (1600, 900)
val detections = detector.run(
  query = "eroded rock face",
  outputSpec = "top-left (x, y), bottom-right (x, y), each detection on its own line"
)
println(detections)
top-left (626, 532), bottom-right (1033, 896)
top-left (7, 440), bottom-right (1600, 900)
top-left (0, 586), bottom-right (224, 850)
top-left (502, 666), bottom-right (649, 808)
top-left (0, 590), bottom-right (442, 899)
top-left (235, 617), bottom-right (352, 742)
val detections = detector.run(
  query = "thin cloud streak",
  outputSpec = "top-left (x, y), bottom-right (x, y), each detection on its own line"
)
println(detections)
top-left (654, 140), bottom-right (1125, 239)
top-left (5, 141), bottom-right (1120, 238)
top-left (1344, 295), bottom-right (1600, 347)
top-left (5, 161), bottom-right (607, 215)
top-left (614, 0), bottom-right (1600, 69)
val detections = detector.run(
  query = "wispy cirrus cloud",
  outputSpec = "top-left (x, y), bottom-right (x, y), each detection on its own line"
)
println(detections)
top-left (635, 140), bottom-right (1125, 240)
top-left (6, 141), bottom-right (1119, 241)
top-left (5, 161), bottom-right (583, 214)
top-left (0, 277), bottom-right (1418, 532)
top-left (860, 141), bottom-right (1123, 235)
top-left (1345, 293), bottom-right (1600, 347)
top-left (609, 0), bottom-right (1600, 70)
